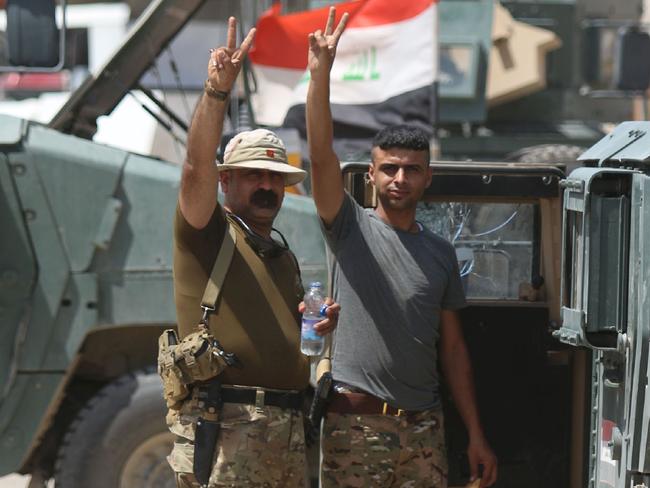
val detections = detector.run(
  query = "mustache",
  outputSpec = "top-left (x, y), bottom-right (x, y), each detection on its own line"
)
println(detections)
top-left (250, 189), bottom-right (279, 209)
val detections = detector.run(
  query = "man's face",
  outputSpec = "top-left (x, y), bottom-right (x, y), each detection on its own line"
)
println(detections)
top-left (368, 147), bottom-right (432, 211)
top-left (220, 168), bottom-right (285, 227)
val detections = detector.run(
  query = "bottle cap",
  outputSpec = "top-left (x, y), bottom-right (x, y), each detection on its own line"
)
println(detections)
top-left (309, 281), bottom-right (323, 289)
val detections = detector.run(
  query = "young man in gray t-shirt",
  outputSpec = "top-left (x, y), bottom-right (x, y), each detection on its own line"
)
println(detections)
top-left (305, 8), bottom-right (497, 488)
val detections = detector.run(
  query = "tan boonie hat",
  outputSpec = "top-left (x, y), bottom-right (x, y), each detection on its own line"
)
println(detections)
top-left (218, 128), bottom-right (306, 186)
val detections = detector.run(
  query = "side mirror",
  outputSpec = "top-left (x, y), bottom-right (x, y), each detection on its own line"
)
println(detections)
top-left (614, 27), bottom-right (650, 91)
top-left (581, 22), bottom-right (650, 94)
top-left (3, 0), bottom-right (65, 70)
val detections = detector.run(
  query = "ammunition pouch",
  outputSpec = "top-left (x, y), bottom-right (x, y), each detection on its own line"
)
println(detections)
top-left (157, 328), bottom-right (231, 409)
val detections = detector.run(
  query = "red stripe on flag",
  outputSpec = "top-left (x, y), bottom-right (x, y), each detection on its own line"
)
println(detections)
top-left (249, 0), bottom-right (434, 70)
top-left (249, 2), bottom-right (360, 70)
top-left (348, 0), bottom-right (433, 28)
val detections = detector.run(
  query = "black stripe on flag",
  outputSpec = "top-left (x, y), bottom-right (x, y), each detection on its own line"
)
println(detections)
top-left (283, 85), bottom-right (434, 160)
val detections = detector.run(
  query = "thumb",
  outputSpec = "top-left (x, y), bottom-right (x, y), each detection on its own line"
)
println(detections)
top-left (468, 452), bottom-right (478, 482)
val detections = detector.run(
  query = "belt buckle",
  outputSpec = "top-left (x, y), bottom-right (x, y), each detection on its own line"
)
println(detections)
top-left (381, 402), bottom-right (404, 417)
top-left (255, 389), bottom-right (265, 412)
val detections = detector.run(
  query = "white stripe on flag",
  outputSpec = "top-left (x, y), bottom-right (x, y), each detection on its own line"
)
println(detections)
top-left (251, 4), bottom-right (435, 127)
top-left (251, 67), bottom-right (304, 127)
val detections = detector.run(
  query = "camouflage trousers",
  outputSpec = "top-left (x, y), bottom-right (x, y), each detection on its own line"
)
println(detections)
top-left (166, 387), bottom-right (307, 487)
top-left (321, 409), bottom-right (447, 488)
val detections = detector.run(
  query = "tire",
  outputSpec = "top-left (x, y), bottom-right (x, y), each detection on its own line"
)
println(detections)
top-left (505, 144), bottom-right (586, 174)
top-left (54, 370), bottom-right (176, 488)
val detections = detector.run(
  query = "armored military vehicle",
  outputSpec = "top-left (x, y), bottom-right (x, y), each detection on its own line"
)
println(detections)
top-left (436, 0), bottom-right (645, 164)
top-left (553, 121), bottom-right (650, 488)
top-left (0, 1), bottom-right (326, 486)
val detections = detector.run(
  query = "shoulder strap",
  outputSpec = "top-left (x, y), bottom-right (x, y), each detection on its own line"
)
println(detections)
top-left (250, 249), bottom-right (301, 340)
top-left (200, 221), bottom-right (238, 311)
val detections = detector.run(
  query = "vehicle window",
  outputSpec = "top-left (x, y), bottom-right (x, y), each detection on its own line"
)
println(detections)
top-left (416, 201), bottom-right (536, 300)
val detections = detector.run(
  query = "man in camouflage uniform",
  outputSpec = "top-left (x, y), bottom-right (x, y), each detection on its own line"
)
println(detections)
top-left (305, 8), bottom-right (497, 488)
top-left (166, 17), bottom-right (339, 487)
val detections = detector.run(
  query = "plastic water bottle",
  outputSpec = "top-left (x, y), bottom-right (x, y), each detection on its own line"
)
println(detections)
top-left (301, 282), bottom-right (327, 356)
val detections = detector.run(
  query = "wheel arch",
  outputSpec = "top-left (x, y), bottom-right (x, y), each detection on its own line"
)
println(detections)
top-left (20, 323), bottom-right (171, 477)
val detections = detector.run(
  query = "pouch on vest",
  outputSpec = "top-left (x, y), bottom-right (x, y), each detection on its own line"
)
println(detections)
top-left (158, 326), bottom-right (233, 404)
top-left (158, 329), bottom-right (190, 409)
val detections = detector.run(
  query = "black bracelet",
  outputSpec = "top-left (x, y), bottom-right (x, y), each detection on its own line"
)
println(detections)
top-left (204, 79), bottom-right (230, 101)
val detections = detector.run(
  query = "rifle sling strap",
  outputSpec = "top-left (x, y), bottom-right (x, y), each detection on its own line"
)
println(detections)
top-left (201, 220), bottom-right (238, 311)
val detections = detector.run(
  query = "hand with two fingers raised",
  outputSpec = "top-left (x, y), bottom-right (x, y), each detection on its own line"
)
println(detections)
top-left (206, 16), bottom-right (256, 96)
top-left (307, 6), bottom-right (349, 78)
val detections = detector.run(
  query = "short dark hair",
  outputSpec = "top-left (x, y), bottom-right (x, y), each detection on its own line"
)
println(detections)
top-left (371, 125), bottom-right (430, 163)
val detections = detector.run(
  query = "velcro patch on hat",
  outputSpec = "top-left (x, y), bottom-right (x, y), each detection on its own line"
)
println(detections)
top-left (266, 149), bottom-right (275, 158)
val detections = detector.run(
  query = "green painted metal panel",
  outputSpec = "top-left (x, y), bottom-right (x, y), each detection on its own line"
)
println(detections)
top-left (40, 273), bottom-right (98, 369)
top-left (0, 377), bottom-right (31, 474)
top-left (89, 152), bottom-right (179, 274)
top-left (92, 153), bottom-right (179, 325)
top-left (111, 153), bottom-right (179, 269)
top-left (624, 173), bottom-right (650, 474)
top-left (26, 124), bottom-right (128, 272)
top-left (0, 115), bottom-right (25, 146)
top-left (6, 151), bottom-right (69, 372)
top-left (579, 121), bottom-right (650, 164)
top-left (635, 175), bottom-right (650, 469)
top-left (0, 154), bottom-right (36, 402)
top-left (99, 270), bottom-right (175, 325)
top-left (94, 198), bottom-right (123, 250)
top-left (0, 373), bottom-right (64, 475)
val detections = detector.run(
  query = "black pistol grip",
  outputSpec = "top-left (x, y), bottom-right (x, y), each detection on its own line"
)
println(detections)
top-left (307, 371), bottom-right (333, 442)
top-left (212, 339), bottom-right (243, 369)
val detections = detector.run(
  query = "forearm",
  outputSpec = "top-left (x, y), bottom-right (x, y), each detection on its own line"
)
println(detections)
top-left (306, 73), bottom-right (337, 165)
top-left (187, 91), bottom-right (228, 172)
top-left (180, 91), bottom-right (229, 228)
top-left (306, 72), bottom-right (344, 223)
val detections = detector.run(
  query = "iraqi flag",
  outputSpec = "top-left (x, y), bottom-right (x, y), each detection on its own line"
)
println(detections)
top-left (249, 0), bottom-right (438, 157)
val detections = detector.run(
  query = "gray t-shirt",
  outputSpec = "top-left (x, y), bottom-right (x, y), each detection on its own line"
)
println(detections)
top-left (324, 193), bottom-right (466, 410)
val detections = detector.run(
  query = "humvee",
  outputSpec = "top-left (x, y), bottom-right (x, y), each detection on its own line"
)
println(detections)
top-left (554, 121), bottom-right (650, 488)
